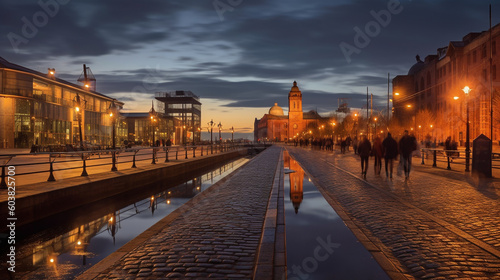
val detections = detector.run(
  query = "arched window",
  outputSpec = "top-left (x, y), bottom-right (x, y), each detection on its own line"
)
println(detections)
top-left (293, 102), bottom-right (296, 109)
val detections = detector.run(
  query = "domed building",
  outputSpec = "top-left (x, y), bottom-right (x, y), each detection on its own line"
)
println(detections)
top-left (254, 81), bottom-right (325, 142)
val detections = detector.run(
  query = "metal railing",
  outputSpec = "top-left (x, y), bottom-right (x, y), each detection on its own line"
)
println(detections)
top-left (419, 148), bottom-right (500, 171)
top-left (0, 143), bottom-right (248, 188)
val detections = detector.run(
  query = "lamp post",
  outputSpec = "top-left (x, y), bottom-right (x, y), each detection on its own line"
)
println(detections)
top-left (231, 126), bottom-right (234, 144)
top-left (74, 93), bottom-right (84, 149)
top-left (149, 102), bottom-right (157, 164)
top-left (108, 100), bottom-right (118, 171)
top-left (374, 117), bottom-right (378, 139)
top-left (354, 113), bottom-right (358, 139)
top-left (463, 86), bottom-right (471, 172)
top-left (217, 122), bottom-right (222, 142)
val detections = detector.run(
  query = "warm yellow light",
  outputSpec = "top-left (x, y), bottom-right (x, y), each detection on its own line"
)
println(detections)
top-left (380, 130), bottom-right (383, 133)
top-left (168, 191), bottom-right (171, 194)
top-left (196, 187), bottom-right (200, 190)
top-left (462, 86), bottom-right (471, 94)
top-left (374, 118), bottom-right (377, 121)
top-left (167, 200), bottom-right (171, 204)
top-left (109, 113), bottom-right (113, 117)
top-left (454, 96), bottom-right (459, 100)
top-left (321, 125), bottom-right (324, 128)
top-left (395, 92), bottom-right (400, 96)
top-left (407, 104), bottom-right (412, 108)
top-left (411, 128), bottom-right (414, 131)
top-left (354, 113), bottom-right (358, 117)
top-left (49, 71), bottom-right (54, 75)
top-left (50, 258), bottom-right (54, 263)
top-left (77, 240), bottom-right (81, 245)
top-left (109, 217), bottom-right (113, 222)
top-left (75, 107), bottom-right (80, 112)
top-left (309, 130), bottom-right (312, 134)
top-left (430, 125), bottom-right (433, 128)
top-left (85, 84), bottom-right (89, 88)
top-left (418, 125), bottom-right (421, 128)
top-left (151, 196), bottom-right (155, 201)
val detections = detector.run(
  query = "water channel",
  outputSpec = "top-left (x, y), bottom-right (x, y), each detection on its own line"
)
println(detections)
top-left (284, 150), bottom-right (390, 280)
top-left (1, 157), bottom-right (250, 280)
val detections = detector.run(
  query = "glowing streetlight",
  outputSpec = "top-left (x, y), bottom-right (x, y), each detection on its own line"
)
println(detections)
top-left (462, 86), bottom-right (471, 172)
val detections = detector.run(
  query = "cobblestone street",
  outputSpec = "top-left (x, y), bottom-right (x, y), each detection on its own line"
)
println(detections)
top-left (78, 147), bottom-right (281, 280)
top-left (287, 146), bottom-right (500, 279)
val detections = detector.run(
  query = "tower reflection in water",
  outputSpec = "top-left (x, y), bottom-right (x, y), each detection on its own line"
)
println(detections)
top-left (284, 152), bottom-right (304, 214)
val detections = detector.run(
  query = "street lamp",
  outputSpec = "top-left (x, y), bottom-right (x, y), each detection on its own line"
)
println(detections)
top-left (463, 86), bottom-right (471, 172)
top-left (231, 126), bottom-right (234, 144)
top-left (74, 93), bottom-right (85, 149)
top-left (217, 122), bottom-right (222, 142)
top-left (374, 117), bottom-right (378, 139)
top-left (108, 100), bottom-right (118, 171)
top-left (149, 102), bottom-right (157, 164)
top-left (208, 119), bottom-right (215, 145)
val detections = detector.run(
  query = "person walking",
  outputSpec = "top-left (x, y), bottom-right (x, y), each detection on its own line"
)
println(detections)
top-left (382, 132), bottom-right (398, 178)
top-left (358, 135), bottom-right (371, 179)
top-left (372, 135), bottom-right (383, 175)
top-left (398, 130), bottom-right (417, 179)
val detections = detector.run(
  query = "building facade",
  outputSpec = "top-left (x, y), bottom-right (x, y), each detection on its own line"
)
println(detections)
top-left (255, 81), bottom-right (325, 142)
top-left (393, 24), bottom-right (500, 144)
top-left (155, 91), bottom-right (201, 144)
top-left (121, 112), bottom-right (178, 145)
top-left (0, 57), bottom-right (124, 149)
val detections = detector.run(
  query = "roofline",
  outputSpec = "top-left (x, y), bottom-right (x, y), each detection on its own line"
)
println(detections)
top-left (0, 57), bottom-right (122, 105)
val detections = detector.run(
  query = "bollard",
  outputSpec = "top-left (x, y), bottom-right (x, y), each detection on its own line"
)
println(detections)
top-left (447, 155), bottom-right (451, 170)
top-left (201, 146), bottom-right (203, 156)
top-left (152, 148), bottom-right (156, 164)
top-left (0, 166), bottom-right (7, 189)
top-left (176, 150), bottom-right (178, 160)
top-left (132, 152), bottom-right (137, 168)
top-left (111, 151), bottom-right (118, 171)
top-left (47, 156), bottom-right (56, 181)
top-left (165, 148), bottom-right (169, 162)
top-left (193, 147), bottom-right (196, 158)
top-left (185, 148), bottom-right (188, 159)
top-left (421, 149), bottom-right (425, 165)
top-left (81, 154), bottom-right (89, 176)
top-left (433, 150), bottom-right (437, 167)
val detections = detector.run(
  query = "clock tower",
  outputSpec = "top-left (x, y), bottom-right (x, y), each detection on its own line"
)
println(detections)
top-left (288, 81), bottom-right (303, 139)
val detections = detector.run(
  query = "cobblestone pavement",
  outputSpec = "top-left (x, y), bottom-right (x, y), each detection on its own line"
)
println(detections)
top-left (287, 146), bottom-right (500, 279)
top-left (84, 146), bottom-right (281, 280)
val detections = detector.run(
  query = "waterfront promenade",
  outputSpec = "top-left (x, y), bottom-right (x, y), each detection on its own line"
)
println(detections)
top-left (287, 146), bottom-right (500, 279)
top-left (3, 144), bottom-right (500, 279)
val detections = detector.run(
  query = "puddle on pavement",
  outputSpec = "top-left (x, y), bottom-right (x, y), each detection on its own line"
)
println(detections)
top-left (284, 150), bottom-right (389, 280)
top-left (0, 157), bottom-right (249, 280)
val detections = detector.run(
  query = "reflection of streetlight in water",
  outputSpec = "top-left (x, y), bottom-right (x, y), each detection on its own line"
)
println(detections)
top-left (107, 212), bottom-right (119, 245)
top-left (284, 153), bottom-right (304, 214)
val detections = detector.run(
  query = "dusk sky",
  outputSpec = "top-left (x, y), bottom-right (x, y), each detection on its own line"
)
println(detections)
top-left (0, 0), bottom-right (496, 139)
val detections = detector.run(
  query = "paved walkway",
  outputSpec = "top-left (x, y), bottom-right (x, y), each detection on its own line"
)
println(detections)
top-left (286, 146), bottom-right (500, 279)
top-left (78, 146), bottom-right (282, 280)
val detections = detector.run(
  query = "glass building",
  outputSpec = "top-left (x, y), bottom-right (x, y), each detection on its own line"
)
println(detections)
top-left (0, 57), bottom-right (125, 149)
top-left (121, 112), bottom-right (178, 145)
top-left (155, 91), bottom-right (201, 144)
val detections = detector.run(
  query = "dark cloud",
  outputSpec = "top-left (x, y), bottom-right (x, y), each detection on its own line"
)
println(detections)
top-left (0, 0), bottom-right (496, 115)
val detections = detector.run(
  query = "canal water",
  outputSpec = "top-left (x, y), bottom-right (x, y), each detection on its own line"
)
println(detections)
top-left (1, 157), bottom-right (249, 280)
top-left (284, 151), bottom-right (390, 280)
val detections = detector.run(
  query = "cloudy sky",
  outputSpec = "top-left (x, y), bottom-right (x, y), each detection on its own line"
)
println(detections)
top-left (0, 0), bottom-right (495, 138)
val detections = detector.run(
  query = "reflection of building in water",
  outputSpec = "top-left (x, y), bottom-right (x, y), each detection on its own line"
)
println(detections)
top-left (30, 215), bottom-right (110, 268)
top-left (284, 152), bottom-right (304, 214)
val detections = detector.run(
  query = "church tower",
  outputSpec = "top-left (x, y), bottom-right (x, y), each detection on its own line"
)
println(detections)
top-left (288, 81), bottom-right (303, 139)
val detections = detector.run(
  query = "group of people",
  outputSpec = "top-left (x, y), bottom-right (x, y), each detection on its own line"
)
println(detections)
top-left (355, 130), bottom-right (417, 179)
